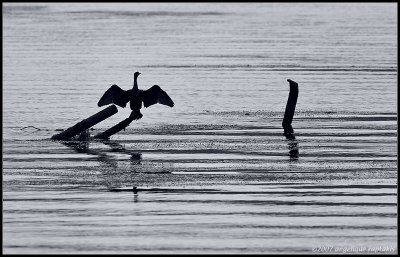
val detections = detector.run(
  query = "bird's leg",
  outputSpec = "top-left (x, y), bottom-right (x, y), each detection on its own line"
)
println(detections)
top-left (129, 110), bottom-right (143, 120)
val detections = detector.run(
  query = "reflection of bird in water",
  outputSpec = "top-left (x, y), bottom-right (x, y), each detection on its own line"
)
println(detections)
top-left (98, 72), bottom-right (174, 120)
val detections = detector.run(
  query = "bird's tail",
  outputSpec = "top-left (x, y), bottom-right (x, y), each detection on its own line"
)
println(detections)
top-left (129, 110), bottom-right (143, 120)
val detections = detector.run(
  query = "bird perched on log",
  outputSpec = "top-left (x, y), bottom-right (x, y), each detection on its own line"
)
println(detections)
top-left (97, 72), bottom-right (174, 120)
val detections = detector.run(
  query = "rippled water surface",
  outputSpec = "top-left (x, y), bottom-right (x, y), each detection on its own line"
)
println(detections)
top-left (3, 3), bottom-right (397, 254)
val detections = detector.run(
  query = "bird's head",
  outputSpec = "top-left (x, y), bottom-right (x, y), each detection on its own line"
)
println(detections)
top-left (134, 71), bottom-right (141, 77)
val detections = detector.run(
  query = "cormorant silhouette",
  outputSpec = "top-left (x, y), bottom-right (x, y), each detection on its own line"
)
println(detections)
top-left (98, 72), bottom-right (174, 120)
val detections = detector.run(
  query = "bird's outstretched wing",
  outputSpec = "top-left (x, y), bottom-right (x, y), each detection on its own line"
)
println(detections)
top-left (98, 84), bottom-right (130, 108)
top-left (142, 85), bottom-right (174, 108)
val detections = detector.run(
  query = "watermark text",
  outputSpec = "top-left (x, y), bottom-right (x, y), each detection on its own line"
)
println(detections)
top-left (312, 245), bottom-right (396, 254)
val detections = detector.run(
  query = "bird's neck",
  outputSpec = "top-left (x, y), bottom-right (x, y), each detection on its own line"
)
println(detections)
top-left (133, 76), bottom-right (139, 90)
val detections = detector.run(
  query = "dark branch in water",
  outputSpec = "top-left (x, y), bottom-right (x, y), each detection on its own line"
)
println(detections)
top-left (21, 126), bottom-right (41, 131)
top-left (93, 112), bottom-right (137, 140)
top-left (51, 105), bottom-right (118, 140)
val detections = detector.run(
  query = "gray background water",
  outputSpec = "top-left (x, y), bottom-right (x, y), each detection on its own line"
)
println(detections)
top-left (3, 2), bottom-right (397, 254)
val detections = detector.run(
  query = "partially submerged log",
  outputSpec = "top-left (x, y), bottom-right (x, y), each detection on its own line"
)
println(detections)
top-left (52, 105), bottom-right (118, 140)
top-left (94, 112), bottom-right (136, 140)
top-left (282, 79), bottom-right (299, 139)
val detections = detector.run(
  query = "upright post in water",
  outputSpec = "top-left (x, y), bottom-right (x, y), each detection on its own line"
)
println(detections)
top-left (282, 79), bottom-right (299, 139)
top-left (52, 105), bottom-right (118, 140)
top-left (94, 112), bottom-right (136, 140)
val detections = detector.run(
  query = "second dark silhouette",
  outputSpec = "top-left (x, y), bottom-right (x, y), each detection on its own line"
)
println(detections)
top-left (282, 79), bottom-right (298, 139)
top-left (98, 72), bottom-right (175, 120)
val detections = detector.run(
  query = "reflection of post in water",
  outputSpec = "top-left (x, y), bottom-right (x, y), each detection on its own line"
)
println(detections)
top-left (61, 132), bottom-right (142, 190)
top-left (282, 79), bottom-right (299, 159)
top-left (61, 135), bottom-right (118, 183)
top-left (101, 139), bottom-right (142, 165)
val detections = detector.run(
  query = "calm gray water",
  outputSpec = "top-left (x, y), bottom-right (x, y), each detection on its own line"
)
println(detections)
top-left (3, 2), bottom-right (397, 254)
